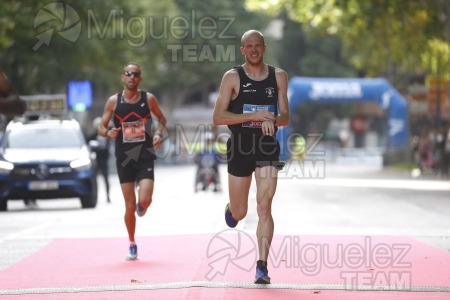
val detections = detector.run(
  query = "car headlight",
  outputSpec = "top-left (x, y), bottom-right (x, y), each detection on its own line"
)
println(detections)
top-left (0, 160), bottom-right (14, 174)
top-left (70, 157), bottom-right (92, 169)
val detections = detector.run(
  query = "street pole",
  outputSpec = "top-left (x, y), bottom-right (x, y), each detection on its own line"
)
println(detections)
top-left (436, 51), bottom-right (441, 127)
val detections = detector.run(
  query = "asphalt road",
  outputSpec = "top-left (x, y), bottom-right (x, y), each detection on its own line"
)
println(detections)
top-left (1, 162), bottom-right (449, 271)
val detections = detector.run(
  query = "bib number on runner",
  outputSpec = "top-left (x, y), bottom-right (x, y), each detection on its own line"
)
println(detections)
top-left (122, 120), bottom-right (146, 143)
top-left (242, 104), bottom-right (275, 128)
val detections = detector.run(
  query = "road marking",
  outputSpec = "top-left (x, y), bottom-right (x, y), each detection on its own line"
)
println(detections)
top-left (1, 281), bottom-right (449, 295)
top-left (299, 178), bottom-right (450, 191)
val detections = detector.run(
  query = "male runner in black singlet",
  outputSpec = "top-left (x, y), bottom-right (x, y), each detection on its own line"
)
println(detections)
top-left (213, 30), bottom-right (290, 284)
top-left (98, 63), bottom-right (167, 260)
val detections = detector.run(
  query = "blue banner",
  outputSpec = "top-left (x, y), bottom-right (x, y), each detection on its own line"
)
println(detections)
top-left (279, 77), bottom-right (409, 160)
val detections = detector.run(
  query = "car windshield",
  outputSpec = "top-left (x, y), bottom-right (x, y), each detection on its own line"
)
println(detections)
top-left (5, 127), bottom-right (83, 149)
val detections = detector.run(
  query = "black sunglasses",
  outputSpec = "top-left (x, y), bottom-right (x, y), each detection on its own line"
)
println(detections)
top-left (123, 71), bottom-right (141, 78)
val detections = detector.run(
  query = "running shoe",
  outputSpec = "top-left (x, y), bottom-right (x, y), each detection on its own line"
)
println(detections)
top-left (254, 260), bottom-right (271, 284)
top-left (136, 201), bottom-right (147, 217)
top-left (224, 203), bottom-right (238, 228)
top-left (126, 244), bottom-right (138, 260)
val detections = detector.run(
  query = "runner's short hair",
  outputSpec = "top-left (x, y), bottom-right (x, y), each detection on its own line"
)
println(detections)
top-left (123, 62), bottom-right (141, 70)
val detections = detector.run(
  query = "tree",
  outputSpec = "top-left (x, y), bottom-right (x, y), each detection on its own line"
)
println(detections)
top-left (246, 0), bottom-right (450, 84)
top-left (151, 0), bottom-right (269, 113)
top-left (0, 1), bottom-right (173, 96)
top-left (0, 0), bottom-right (270, 118)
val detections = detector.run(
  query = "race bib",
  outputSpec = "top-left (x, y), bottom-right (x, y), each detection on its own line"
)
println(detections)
top-left (122, 120), bottom-right (146, 143)
top-left (242, 104), bottom-right (275, 128)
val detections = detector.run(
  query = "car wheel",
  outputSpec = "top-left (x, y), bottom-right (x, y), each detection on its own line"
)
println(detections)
top-left (80, 195), bottom-right (97, 208)
top-left (80, 175), bottom-right (98, 209)
top-left (0, 199), bottom-right (7, 211)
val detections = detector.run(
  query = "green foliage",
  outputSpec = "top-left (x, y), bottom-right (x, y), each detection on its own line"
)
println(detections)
top-left (245, 0), bottom-right (450, 81)
top-left (154, 0), bottom-right (269, 110)
top-left (421, 39), bottom-right (450, 78)
top-left (0, 2), bottom-right (17, 49)
top-left (272, 13), bottom-right (357, 78)
top-left (0, 0), bottom-right (270, 112)
top-left (0, 0), bottom-right (157, 94)
top-left (297, 34), bottom-right (357, 77)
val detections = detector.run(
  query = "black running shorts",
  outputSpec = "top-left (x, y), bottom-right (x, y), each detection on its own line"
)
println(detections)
top-left (227, 134), bottom-right (280, 177)
top-left (116, 158), bottom-right (155, 184)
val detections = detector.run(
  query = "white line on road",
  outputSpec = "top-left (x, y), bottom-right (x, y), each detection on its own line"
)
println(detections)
top-left (298, 178), bottom-right (450, 191)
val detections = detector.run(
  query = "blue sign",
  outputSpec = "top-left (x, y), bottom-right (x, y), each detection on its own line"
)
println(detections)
top-left (68, 81), bottom-right (93, 112)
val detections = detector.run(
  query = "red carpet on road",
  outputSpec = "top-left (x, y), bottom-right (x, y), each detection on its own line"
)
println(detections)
top-left (1, 233), bottom-right (450, 299)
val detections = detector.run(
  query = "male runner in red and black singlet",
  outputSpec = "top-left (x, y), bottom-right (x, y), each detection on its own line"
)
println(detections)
top-left (98, 63), bottom-right (167, 260)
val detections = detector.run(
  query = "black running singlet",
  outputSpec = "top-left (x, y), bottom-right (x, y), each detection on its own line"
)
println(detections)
top-left (113, 91), bottom-right (156, 160)
top-left (227, 65), bottom-right (278, 135)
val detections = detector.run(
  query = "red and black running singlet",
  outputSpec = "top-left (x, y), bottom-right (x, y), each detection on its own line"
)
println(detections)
top-left (227, 65), bottom-right (279, 135)
top-left (113, 91), bottom-right (155, 159)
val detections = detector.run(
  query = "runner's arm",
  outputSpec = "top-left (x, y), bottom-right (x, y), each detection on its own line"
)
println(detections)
top-left (98, 96), bottom-right (120, 138)
top-left (274, 68), bottom-right (289, 127)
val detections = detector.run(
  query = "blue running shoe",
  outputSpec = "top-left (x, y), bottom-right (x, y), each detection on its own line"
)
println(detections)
top-left (136, 202), bottom-right (147, 217)
top-left (225, 203), bottom-right (238, 228)
top-left (126, 244), bottom-right (138, 260)
top-left (254, 260), bottom-right (271, 284)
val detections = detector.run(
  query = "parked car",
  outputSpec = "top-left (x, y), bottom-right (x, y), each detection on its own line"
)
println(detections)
top-left (0, 118), bottom-right (97, 211)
